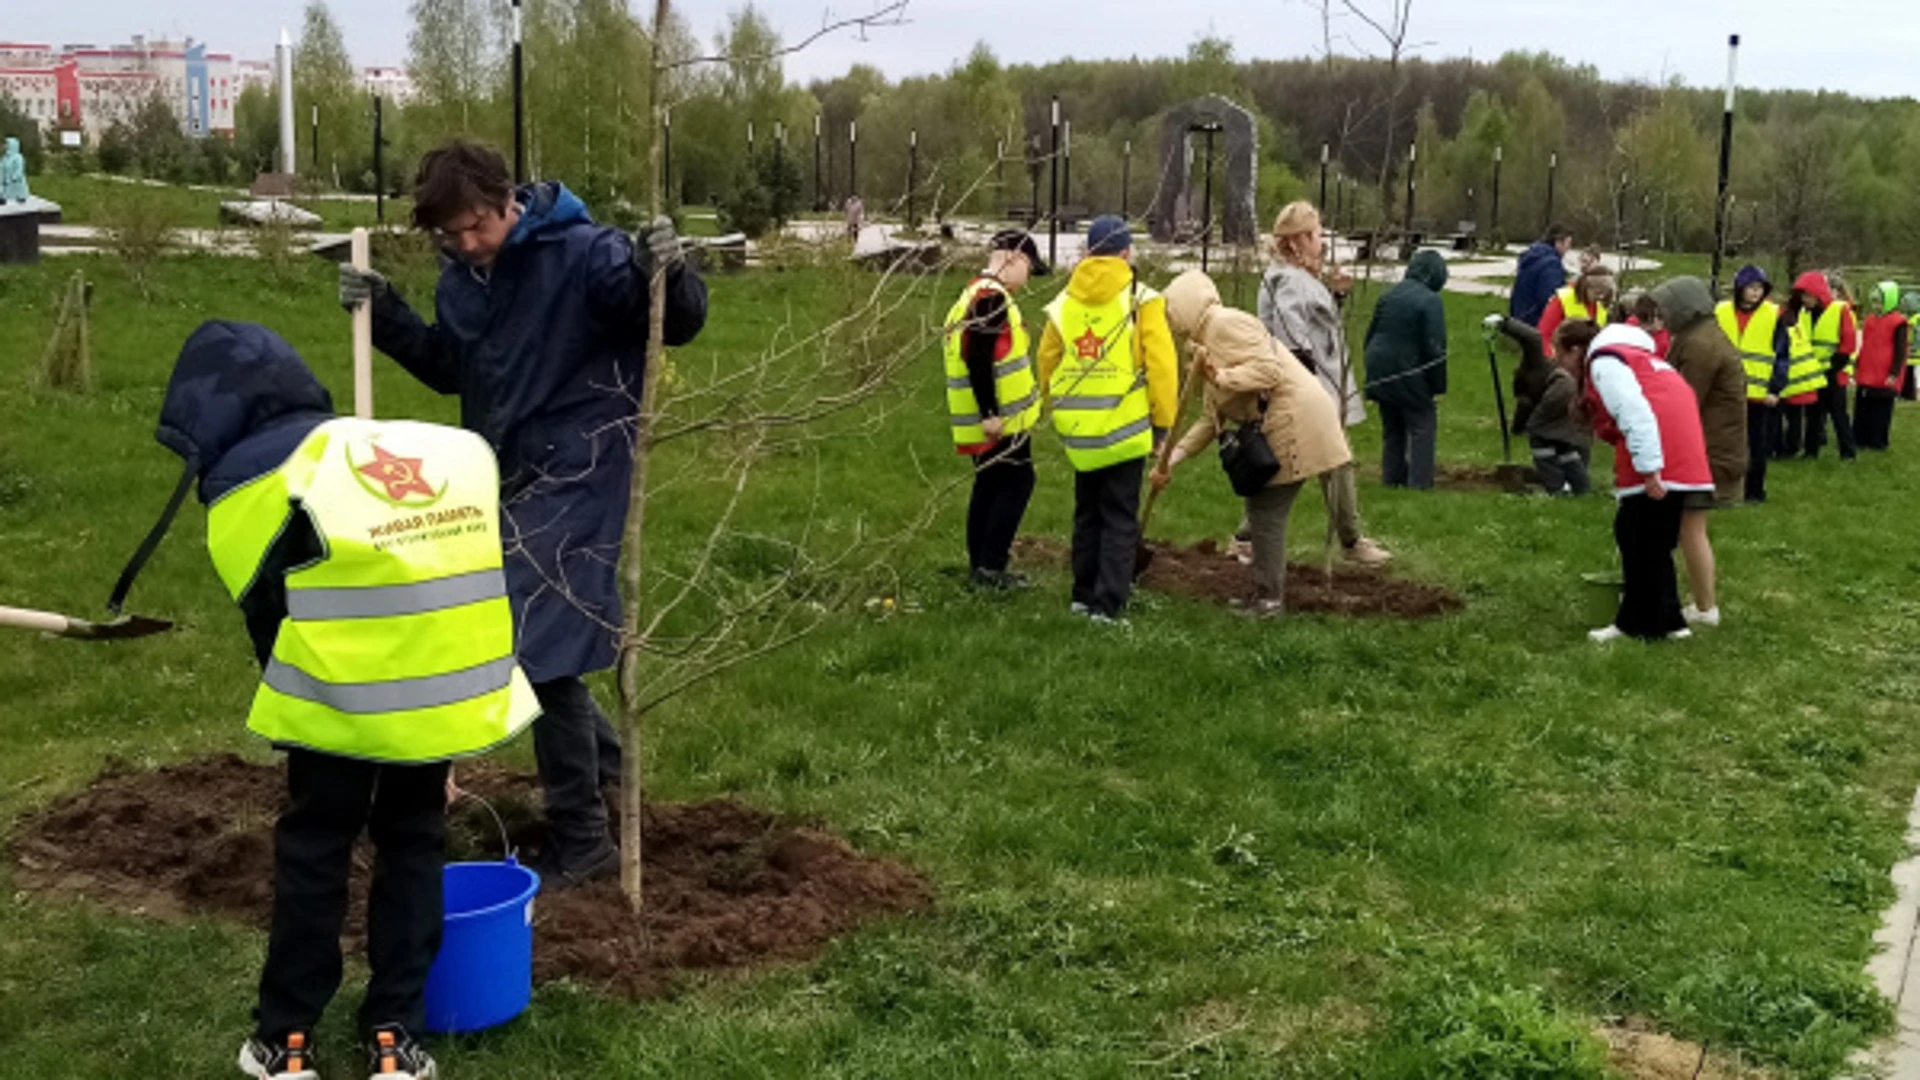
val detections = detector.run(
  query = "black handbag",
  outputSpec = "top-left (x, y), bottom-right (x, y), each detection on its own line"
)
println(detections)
top-left (1218, 397), bottom-right (1279, 497)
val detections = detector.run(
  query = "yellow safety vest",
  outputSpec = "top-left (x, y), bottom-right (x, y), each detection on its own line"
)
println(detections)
top-left (942, 277), bottom-right (1040, 446)
top-left (1044, 282), bottom-right (1158, 471)
top-left (1555, 286), bottom-right (1610, 328)
top-left (1808, 301), bottom-right (1853, 380)
top-left (207, 417), bottom-right (539, 764)
top-left (1716, 300), bottom-right (1781, 402)
top-left (1782, 305), bottom-right (1843, 397)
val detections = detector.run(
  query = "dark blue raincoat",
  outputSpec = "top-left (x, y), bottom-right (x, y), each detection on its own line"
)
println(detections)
top-left (369, 183), bottom-right (709, 683)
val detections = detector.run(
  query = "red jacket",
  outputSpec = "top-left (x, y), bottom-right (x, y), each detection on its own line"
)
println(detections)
top-left (1583, 327), bottom-right (1713, 497)
top-left (1857, 312), bottom-right (1910, 390)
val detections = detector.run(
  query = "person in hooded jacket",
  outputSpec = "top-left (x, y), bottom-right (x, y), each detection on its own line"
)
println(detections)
top-left (1485, 313), bottom-right (1593, 495)
top-left (1776, 271), bottom-right (1857, 460)
top-left (1853, 281), bottom-right (1909, 450)
top-left (1716, 265), bottom-right (1785, 502)
top-left (1509, 225), bottom-right (1572, 326)
top-left (142, 322), bottom-right (539, 1080)
top-left (337, 140), bottom-right (709, 886)
top-left (1363, 248), bottom-right (1450, 489)
top-left (1650, 276), bottom-right (1747, 628)
top-left (1578, 323), bottom-right (1715, 643)
top-left (1035, 216), bottom-right (1179, 623)
top-left (1155, 270), bottom-right (1353, 617)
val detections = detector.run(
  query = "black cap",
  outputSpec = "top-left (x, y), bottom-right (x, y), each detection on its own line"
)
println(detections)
top-left (988, 229), bottom-right (1049, 276)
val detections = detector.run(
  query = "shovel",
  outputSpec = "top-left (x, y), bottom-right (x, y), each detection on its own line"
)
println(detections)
top-left (1483, 332), bottom-right (1533, 494)
top-left (1134, 351), bottom-right (1210, 579)
top-left (0, 604), bottom-right (173, 641)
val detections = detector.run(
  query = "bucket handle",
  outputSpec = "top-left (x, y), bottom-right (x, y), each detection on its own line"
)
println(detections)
top-left (452, 786), bottom-right (518, 865)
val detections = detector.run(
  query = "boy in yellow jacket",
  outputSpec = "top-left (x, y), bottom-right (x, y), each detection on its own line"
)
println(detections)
top-left (1036, 217), bottom-right (1179, 623)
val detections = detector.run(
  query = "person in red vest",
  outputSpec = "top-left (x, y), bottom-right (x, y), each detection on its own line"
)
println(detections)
top-left (1580, 324), bottom-right (1715, 643)
top-left (1855, 281), bottom-right (1910, 450)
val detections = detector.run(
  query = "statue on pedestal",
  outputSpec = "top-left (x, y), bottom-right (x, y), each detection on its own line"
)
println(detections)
top-left (0, 138), bottom-right (27, 203)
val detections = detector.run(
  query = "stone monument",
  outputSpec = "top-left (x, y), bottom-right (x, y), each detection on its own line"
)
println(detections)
top-left (0, 136), bottom-right (64, 264)
top-left (1147, 96), bottom-right (1259, 247)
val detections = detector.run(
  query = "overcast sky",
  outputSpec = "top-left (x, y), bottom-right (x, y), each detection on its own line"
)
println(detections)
top-left (9, 0), bottom-right (1917, 100)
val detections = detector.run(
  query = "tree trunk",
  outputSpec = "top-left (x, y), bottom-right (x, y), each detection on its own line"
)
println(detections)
top-left (616, 0), bottom-right (673, 914)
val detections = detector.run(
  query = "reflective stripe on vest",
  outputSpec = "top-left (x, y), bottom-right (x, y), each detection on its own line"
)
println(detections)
top-left (943, 278), bottom-right (1041, 445)
top-left (1716, 300), bottom-right (1780, 401)
top-left (1556, 286), bottom-right (1610, 328)
top-left (1045, 283), bottom-right (1157, 471)
top-left (1782, 317), bottom-right (1825, 399)
top-left (206, 418), bottom-right (540, 764)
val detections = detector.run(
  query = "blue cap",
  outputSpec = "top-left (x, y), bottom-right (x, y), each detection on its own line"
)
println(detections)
top-left (1086, 215), bottom-right (1132, 257)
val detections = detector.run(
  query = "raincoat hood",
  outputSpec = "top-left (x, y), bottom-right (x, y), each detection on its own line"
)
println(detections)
top-left (1649, 277), bottom-right (1715, 333)
top-left (1407, 249), bottom-right (1449, 292)
top-left (156, 321), bottom-right (334, 499)
top-left (1163, 270), bottom-right (1222, 340)
top-left (507, 181), bottom-right (593, 248)
top-left (1733, 265), bottom-right (1772, 309)
top-left (1871, 281), bottom-right (1901, 315)
top-left (1065, 255), bottom-right (1137, 306)
top-left (1792, 271), bottom-right (1833, 309)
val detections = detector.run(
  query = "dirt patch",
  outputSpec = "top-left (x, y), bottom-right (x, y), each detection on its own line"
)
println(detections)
top-left (10, 755), bottom-right (931, 1000)
top-left (1600, 1019), bottom-right (1777, 1080)
top-left (1012, 536), bottom-right (1463, 619)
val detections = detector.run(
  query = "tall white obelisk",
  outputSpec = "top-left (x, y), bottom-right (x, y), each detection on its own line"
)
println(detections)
top-left (276, 29), bottom-right (296, 176)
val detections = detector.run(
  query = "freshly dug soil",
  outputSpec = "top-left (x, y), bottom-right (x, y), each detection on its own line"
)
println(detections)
top-left (1013, 536), bottom-right (1463, 619)
top-left (1436, 462), bottom-right (1539, 493)
top-left (1601, 1019), bottom-right (1776, 1079)
top-left (10, 755), bottom-right (931, 1000)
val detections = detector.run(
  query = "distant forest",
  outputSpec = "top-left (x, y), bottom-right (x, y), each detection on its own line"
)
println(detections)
top-left (9, 1), bottom-right (1915, 270)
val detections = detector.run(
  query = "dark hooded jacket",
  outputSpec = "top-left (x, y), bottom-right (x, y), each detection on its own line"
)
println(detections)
top-left (1652, 277), bottom-right (1747, 501)
top-left (369, 181), bottom-right (708, 683)
top-left (1497, 316), bottom-right (1589, 448)
top-left (155, 321), bottom-right (334, 663)
top-left (1364, 250), bottom-right (1450, 410)
top-left (1510, 240), bottom-right (1567, 325)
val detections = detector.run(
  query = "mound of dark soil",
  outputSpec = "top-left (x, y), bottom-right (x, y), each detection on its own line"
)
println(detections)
top-left (10, 755), bottom-right (931, 1000)
top-left (1436, 463), bottom-right (1539, 492)
top-left (1013, 536), bottom-right (1463, 619)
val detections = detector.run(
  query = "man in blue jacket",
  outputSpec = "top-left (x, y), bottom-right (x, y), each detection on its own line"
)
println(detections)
top-left (1510, 225), bottom-right (1572, 326)
top-left (340, 140), bottom-right (709, 885)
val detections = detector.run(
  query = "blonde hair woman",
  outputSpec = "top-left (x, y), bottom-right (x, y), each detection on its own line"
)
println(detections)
top-left (1258, 201), bottom-right (1391, 566)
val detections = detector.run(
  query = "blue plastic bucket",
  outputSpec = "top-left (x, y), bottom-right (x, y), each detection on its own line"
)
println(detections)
top-left (423, 858), bottom-right (542, 1034)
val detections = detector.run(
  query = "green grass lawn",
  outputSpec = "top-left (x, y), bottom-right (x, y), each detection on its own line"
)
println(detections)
top-left (3, 250), bottom-right (1919, 1078)
top-left (30, 173), bottom-right (410, 231)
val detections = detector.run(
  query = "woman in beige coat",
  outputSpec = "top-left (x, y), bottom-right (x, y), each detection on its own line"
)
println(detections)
top-left (1153, 270), bottom-right (1352, 616)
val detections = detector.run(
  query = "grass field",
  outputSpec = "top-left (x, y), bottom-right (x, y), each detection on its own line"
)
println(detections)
top-left (3, 241), bottom-right (1920, 1078)
top-left (31, 173), bottom-right (410, 231)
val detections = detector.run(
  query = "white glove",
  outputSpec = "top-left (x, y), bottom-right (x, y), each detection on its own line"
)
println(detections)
top-left (637, 215), bottom-right (684, 272)
top-left (1482, 313), bottom-right (1503, 332)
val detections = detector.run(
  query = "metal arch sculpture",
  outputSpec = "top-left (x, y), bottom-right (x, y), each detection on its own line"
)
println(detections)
top-left (1147, 95), bottom-right (1258, 246)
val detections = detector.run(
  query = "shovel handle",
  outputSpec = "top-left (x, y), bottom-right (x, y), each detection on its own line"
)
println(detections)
top-left (1140, 351), bottom-right (1210, 532)
top-left (351, 228), bottom-right (373, 419)
top-left (0, 605), bottom-right (75, 635)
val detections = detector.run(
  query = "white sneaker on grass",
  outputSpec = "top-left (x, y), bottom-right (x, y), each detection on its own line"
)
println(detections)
top-left (1588, 625), bottom-right (1625, 643)
top-left (1668, 627), bottom-right (1694, 641)
top-left (238, 1032), bottom-right (319, 1080)
top-left (1682, 605), bottom-right (1721, 627)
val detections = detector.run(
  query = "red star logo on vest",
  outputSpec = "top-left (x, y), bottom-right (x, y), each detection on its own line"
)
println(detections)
top-left (356, 445), bottom-right (435, 503)
top-left (1074, 328), bottom-right (1103, 360)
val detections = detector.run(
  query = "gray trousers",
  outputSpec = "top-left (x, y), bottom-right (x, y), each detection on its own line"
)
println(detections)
top-left (1246, 480), bottom-right (1306, 604)
top-left (1238, 464), bottom-right (1361, 550)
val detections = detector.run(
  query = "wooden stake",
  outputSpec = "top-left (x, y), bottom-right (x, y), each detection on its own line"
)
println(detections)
top-left (350, 228), bottom-right (373, 418)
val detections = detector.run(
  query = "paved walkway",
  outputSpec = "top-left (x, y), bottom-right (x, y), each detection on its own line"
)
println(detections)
top-left (1868, 786), bottom-right (1920, 1076)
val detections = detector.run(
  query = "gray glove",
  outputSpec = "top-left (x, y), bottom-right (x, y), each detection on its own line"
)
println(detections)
top-left (339, 264), bottom-right (390, 311)
top-left (636, 215), bottom-right (684, 273)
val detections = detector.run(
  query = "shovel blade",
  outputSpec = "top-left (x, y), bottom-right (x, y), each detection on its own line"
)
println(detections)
top-left (70, 614), bottom-right (174, 640)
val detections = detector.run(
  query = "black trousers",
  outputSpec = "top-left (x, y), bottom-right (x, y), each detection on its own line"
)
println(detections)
top-left (256, 749), bottom-right (449, 1042)
top-left (1745, 402), bottom-right (1773, 502)
top-left (531, 677), bottom-right (622, 860)
top-left (1378, 401), bottom-right (1438, 489)
top-left (1776, 403), bottom-right (1808, 457)
top-left (1805, 379), bottom-right (1857, 459)
top-left (967, 435), bottom-right (1035, 573)
top-left (1612, 493), bottom-right (1687, 640)
top-left (1855, 386), bottom-right (1897, 450)
top-left (1071, 457), bottom-right (1144, 618)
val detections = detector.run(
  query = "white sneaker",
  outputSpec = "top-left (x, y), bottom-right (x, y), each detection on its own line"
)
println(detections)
top-left (1089, 613), bottom-right (1132, 629)
top-left (1682, 605), bottom-right (1721, 627)
top-left (1588, 625), bottom-right (1625, 643)
top-left (1668, 627), bottom-right (1694, 641)
top-left (1343, 537), bottom-right (1393, 567)
top-left (1069, 601), bottom-right (1091, 617)
top-left (238, 1033), bottom-right (319, 1080)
